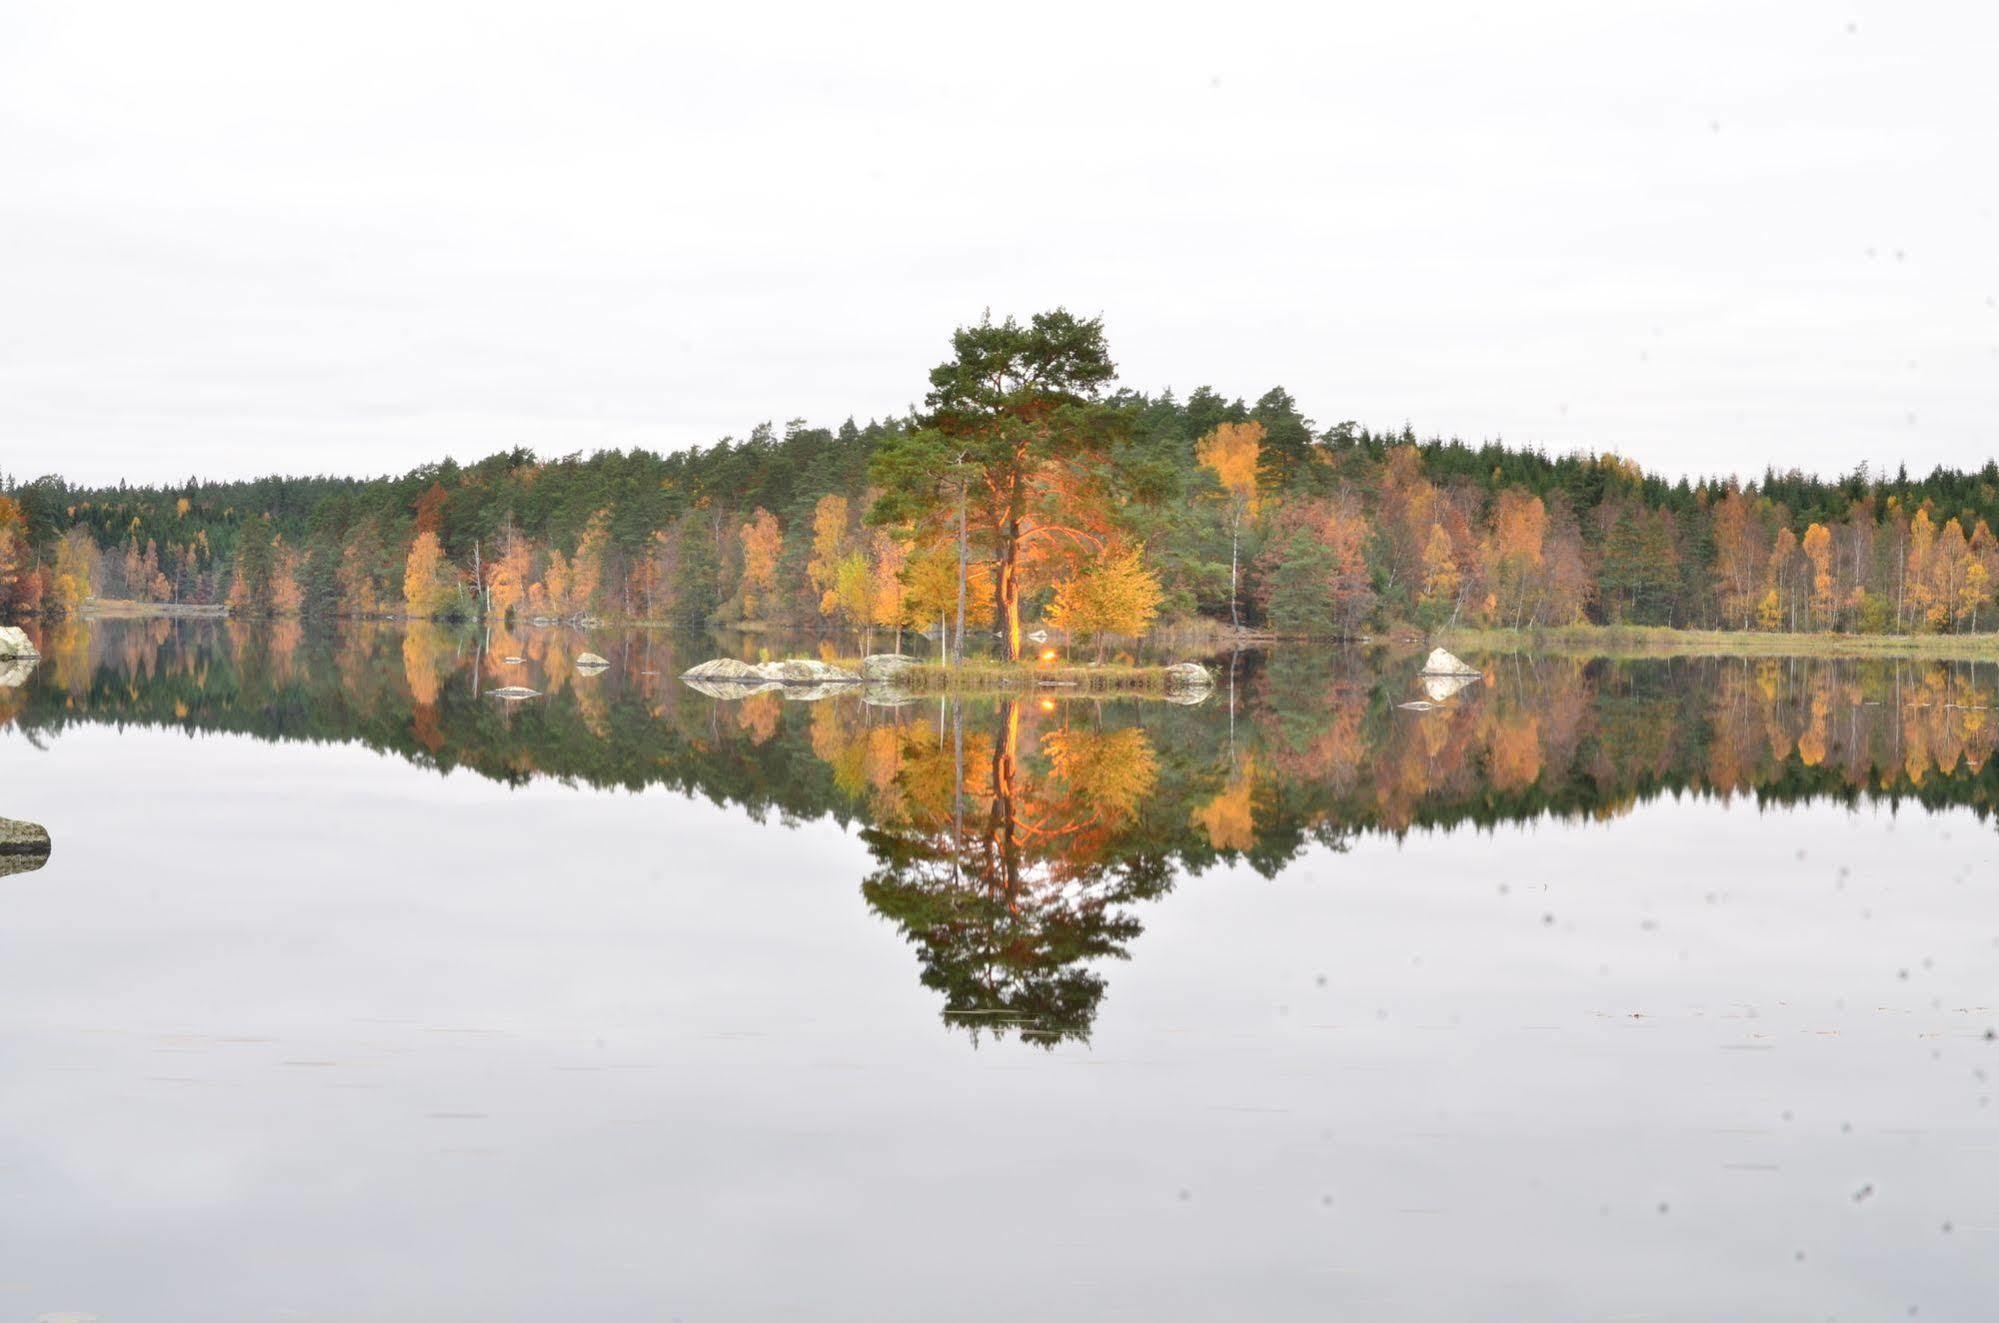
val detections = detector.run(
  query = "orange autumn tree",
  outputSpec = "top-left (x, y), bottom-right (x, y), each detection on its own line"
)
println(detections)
top-left (1966, 521), bottom-right (1999, 631)
top-left (867, 528), bottom-right (908, 650)
top-left (1710, 485), bottom-right (1769, 630)
top-left (1195, 420), bottom-right (1264, 629)
top-left (0, 496), bottom-right (24, 611)
top-left (1905, 508), bottom-right (1939, 631)
top-left (1928, 517), bottom-right (1975, 633)
top-left (528, 510), bottom-right (610, 620)
top-left (1802, 522), bottom-right (1836, 629)
top-left (484, 523), bottom-right (532, 622)
top-left (269, 538), bottom-right (307, 616)
top-left (1481, 490), bottom-right (1547, 628)
top-left (738, 508), bottom-right (782, 620)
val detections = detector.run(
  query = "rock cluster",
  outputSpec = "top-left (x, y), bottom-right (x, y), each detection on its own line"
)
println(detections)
top-left (681, 657), bottom-right (867, 700)
top-left (682, 658), bottom-right (861, 685)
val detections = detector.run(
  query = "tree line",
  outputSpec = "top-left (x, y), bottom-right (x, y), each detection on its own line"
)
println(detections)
top-left (5, 310), bottom-right (1999, 647)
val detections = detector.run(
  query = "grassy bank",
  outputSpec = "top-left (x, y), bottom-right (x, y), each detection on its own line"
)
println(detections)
top-left (82, 598), bottom-right (230, 619)
top-left (1437, 624), bottom-right (1999, 661)
top-left (878, 659), bottom-right (1183, 695)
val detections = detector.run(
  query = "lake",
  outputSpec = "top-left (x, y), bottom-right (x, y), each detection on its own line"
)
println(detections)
top-left (2, 619), bottom-right (1996, 1320)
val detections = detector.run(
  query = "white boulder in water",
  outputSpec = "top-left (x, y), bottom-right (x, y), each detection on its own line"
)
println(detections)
top-left (1163, 662), bottom-right (1215, 691)
top-left (487, 686), bottom-right (541, 701)
top-left (575, 652), bottom-right (610, 671)
top-left (0, 626), bottom-right (38, 660)
top-left (1419, 647), bottom-right (1482, 677)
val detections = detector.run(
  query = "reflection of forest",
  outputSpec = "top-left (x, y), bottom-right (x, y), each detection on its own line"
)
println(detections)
top-left (8, 620), bottom-right (1997, 1043)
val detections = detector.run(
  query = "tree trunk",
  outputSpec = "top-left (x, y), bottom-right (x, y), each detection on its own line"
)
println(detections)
top-left (951, 704), bottom-right (964, 887)
top-left (991, 700), bottom-right (1021, 909)
top-left (997, 517), bottom-right (1021, 662)
top-left (954, 479), bottom-right (968, 665)
top-left (1228, 507), bottom-right (1241, 631)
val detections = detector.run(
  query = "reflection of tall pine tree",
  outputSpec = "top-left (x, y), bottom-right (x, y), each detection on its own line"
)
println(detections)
top-left (859, 699), bottom-right (1170, 1047)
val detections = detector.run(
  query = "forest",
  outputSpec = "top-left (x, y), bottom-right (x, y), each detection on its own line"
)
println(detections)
top-left (5, 310), bottom-right (1999, 652)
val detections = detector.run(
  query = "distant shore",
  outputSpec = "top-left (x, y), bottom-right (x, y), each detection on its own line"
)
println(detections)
top-left (1437, 624), bottom-right (1999, 661)
top-left (81, 599), bottom-right (230, 619)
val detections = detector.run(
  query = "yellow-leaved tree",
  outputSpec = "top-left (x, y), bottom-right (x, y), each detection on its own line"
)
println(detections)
top-left (403, 530), bottom-right (456, 619)
top-left (1196, 421), bottom-right (1264, 629)
top-left (52, 528), bottom-right (99, 617)
top-left (1419, 523), bottom-right (1462, 618)
top-left (807, 494), bottom-right (851, 620)
top-left (899, 543), bottom-right (995, 640)
top-left (1046, 549), bottom-right (1164, 658)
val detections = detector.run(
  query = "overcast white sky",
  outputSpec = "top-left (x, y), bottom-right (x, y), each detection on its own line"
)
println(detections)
top-left (2, 0), bottom-right (1994, 488)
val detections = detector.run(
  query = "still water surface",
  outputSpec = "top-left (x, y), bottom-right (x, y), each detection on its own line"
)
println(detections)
top-left (2, 620), bottom-right (1996, 1320)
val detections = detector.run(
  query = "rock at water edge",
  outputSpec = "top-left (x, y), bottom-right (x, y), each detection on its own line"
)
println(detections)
top-left (681, 658), bottom-right (764, 681)
top-left (0, 626), bottom-right (38, 660)
top-left (758, 659), bottom-right (861, 684)
top-left (859, 654), bottom-right (918, 681)
top-left (1419, 647), bottom-right (1482, 677)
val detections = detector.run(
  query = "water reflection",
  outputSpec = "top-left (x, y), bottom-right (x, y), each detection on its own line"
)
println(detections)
top-left (861, 699), bottom-right (1172, 1045)
top-left (5, 618), bottom-right (1997, 1044)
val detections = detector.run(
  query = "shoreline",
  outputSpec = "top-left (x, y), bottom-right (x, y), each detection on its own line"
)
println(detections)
top-left (1435, 624), bottom-right (1999, 661)
top-left (35, 608), bottom-right (1999, 664)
